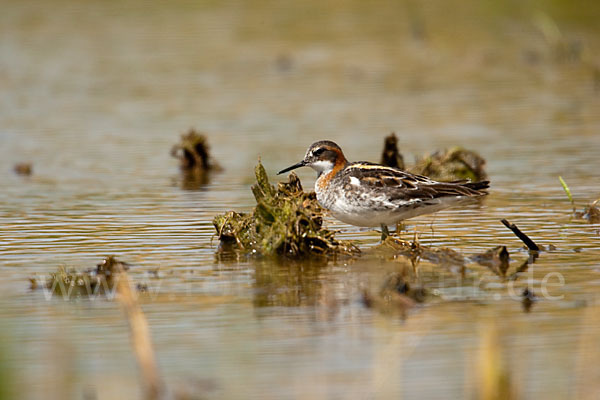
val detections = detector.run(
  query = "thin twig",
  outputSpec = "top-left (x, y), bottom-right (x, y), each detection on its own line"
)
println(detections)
top-left (500, 219), bottom-right (540, 252)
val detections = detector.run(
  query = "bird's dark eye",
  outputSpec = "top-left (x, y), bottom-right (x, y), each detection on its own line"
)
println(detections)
top-left (313, 148), bottom-right (326, 156)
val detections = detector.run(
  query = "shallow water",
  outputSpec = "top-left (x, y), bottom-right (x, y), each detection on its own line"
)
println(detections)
top-left (1, 0), bottom-right (600, 399)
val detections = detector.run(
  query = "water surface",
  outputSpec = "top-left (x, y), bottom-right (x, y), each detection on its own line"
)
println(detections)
top-left (1, 1), bottom-right (600, 399)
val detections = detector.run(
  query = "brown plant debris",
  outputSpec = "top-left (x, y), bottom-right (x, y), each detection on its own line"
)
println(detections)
top-left (171, 129), bottom-right (222, 172)
top-left (13, 162), bottom-right (32, 176)
top-left (409, 147), bottom-right (488, 182)
top-left (40, 256), bottom-right (131, 299)
top-left (558, 177), bottom-right (599, 223)
top-left (213, 161), bottom-right (359, 258)
top-left (380, 133), bottom-right (405, 170)
top-left (576, 199), bottom-right (600, 224)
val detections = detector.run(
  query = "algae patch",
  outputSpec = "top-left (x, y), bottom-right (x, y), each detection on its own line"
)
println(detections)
top-left (213, 161), bottom-right (359, 258)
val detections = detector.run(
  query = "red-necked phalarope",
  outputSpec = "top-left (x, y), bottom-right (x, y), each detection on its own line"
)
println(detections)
top-left (278, 140), bottom-right (489, 229)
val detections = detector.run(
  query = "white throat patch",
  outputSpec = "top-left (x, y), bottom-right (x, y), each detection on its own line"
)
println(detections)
top-left (310, 160), bottom-right (334, 174)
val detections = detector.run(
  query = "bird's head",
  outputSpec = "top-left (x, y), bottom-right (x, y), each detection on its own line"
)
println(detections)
top-left (278, 140), bottom-right (347, 176)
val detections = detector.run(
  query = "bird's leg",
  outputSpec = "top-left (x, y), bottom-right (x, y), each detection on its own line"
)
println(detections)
top-left (395, 222), bottom-right (406, 238)
top-left (429, 215), bottom-right (436, 242)
top-left (380, 224), bottom-right (390, 241)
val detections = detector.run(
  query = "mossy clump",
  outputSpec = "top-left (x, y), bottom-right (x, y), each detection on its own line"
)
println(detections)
top-left (42, 256), bottom-right (130, 299)
top-left (213, 161), bottom-right (359, 258)
top-left (171, 129), bottom-right (222, 173)
top-left (380, 133), bottom-right (405, 170)
top-left (378, 135), bottom-right (487, 182)
top-left (409, 147), bottom-right (488, 182)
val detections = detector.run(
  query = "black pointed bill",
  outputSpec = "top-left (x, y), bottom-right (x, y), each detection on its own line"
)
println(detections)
top-left (277, 160), bottom-right (306, 175)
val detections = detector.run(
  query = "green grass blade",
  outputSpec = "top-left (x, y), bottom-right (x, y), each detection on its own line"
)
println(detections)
top-left (558, 176), bottom-right (574, 205)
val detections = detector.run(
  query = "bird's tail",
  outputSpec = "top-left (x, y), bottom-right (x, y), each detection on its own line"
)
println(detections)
top-left (463, 180), bottom-right (490, 191)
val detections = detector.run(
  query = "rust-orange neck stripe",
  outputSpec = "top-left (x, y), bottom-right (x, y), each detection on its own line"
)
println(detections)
top-left (317, 152), bottom-right (347, 190)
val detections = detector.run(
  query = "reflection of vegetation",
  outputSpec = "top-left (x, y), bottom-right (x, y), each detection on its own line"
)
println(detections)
top-left (214, 161), bottom-right (360, 258)
top-left (475, 325), bottom-right (516, 400)
top-left (475, 219), bottom-right (542, 281)
top-left (361, 271), bottom-right (427, 317)
top-left (380, 272), bottom-right (427, 302)
top-left (521, 288), bottom-right (536, 312)
top-left (0, 335), bottom-right (15, 400)
top-left (534, 12), bottom-right (584, 62)
top-left (473, 246), bottom-right (511, 277)
top-left (252, 259), bottom-right (326, 307)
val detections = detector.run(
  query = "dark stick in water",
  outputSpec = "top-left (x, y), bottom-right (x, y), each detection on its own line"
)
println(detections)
top-left (500, 219), bottom-right (540, 252)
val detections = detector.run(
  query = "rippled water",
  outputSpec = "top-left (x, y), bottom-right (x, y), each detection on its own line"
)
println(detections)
top-left (1, 1), bottom-right (600, 399)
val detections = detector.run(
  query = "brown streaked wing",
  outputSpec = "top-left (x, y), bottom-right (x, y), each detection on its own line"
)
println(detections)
top-left (343, 162), bottom-right (487, 202)
top-left (346, 162), bottom-right (436, 186)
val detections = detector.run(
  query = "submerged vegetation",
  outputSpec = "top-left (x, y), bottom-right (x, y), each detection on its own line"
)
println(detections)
top-left (36, 256), bottom-right (131, 299)
top-left (213, 161), bottom-right (359, 258)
